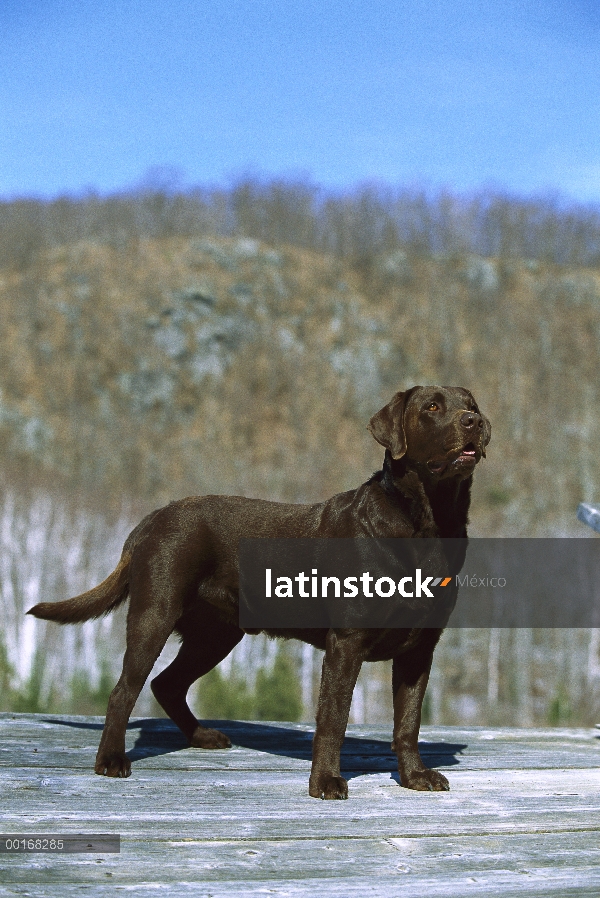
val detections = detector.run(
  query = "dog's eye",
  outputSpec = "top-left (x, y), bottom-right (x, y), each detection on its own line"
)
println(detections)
top-left (427, 402), bottom-right (439, 411)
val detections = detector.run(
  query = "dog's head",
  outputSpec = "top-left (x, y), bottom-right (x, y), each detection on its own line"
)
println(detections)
top-left (368, 385), bottom-right (491, 480)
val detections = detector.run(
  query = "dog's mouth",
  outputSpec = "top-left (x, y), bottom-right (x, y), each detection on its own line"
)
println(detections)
top-left (455, 441), bottom-right (477, 462)
top-left (427, 459), bottom-right (448, 475)
top-left (427, 442), bottom-right (479, 475)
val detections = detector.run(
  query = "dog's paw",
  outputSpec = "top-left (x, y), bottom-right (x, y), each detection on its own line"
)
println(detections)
top-left (309, 774), bottom-right (349, 800)
top-left (400, 768), bottom-right (449, 792)
top-left (94, 753), bottom-right (131, 778)
top-left (189, 725), bottom-right (231, 749)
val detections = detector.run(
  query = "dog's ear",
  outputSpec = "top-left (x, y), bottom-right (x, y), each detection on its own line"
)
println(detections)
top-left (367, 388), bottom-right (417, 459)
top-left (481, 414), bottom-right (491, 458)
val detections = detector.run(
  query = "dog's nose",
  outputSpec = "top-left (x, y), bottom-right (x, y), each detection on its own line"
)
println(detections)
top-left (460, 411), bottom-right (483, 430)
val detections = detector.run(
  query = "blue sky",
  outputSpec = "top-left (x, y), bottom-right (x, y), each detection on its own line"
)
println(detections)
top-left (2, 0), bottom-right (600, 201)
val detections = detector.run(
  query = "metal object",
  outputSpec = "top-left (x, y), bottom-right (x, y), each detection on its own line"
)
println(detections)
top-left (577, 502), bottom-right (600, 534)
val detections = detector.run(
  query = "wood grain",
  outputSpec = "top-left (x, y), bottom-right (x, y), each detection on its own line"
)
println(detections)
top-left (1, 713), bottom-right (599, 895)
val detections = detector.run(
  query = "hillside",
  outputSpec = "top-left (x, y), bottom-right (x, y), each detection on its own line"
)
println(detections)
top-left (2, 220), bottom-right (600, 725)
top-left (1, 232), bottom-right (599, 534)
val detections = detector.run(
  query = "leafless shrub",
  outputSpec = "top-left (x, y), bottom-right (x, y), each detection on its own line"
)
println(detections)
top-left (2, 180), bottom-right (600, 724)
top-left (2, 180), bottom-right (600, 269)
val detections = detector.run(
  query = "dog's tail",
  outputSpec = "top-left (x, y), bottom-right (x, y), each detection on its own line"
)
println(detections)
top-left (28, 552), bottom-right (131, 624)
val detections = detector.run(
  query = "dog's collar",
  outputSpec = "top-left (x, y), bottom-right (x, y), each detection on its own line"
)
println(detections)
top-left (373, 450), bottom-right (469, 503)
top-left (370, 451), bottom-right (410, 505)
top-left (371, 450), bottom-right (472, 538)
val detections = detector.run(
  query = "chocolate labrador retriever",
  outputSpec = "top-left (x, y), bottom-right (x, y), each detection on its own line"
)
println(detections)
top-left (29, 385), bottom-right (490, 799)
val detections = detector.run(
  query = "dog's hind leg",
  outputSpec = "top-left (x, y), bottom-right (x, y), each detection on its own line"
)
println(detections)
top-left (151, 600), bottom-right (243, 749)
top-left (94, 554), bottom-right (193, 777)
top-left (95, 613), bottom-right (178, 777)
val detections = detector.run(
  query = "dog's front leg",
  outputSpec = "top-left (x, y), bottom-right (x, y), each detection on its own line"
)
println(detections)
top-left (309, 629), bottom-right (364, 800)
top-left (391, 628), bottom-right (449, 791)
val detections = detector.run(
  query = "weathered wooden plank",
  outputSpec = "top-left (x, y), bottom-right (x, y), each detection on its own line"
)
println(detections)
top-left (3, 746), bottom-right (600, 776)
top-left (2, 715), bottom-right (600, 895)
top-left (1, 714), bottom-right (599, 775)
top-left (1, 867), bottom-right (600, 898)
top-left (3, 769), bottom-right (600, 839)
top-left (2, 745), bottom-right (599, 774)
top-left (2, 713), bottom-right (598, 743)
top-left (2, 765), bottom-right (600, 803)
top-left (3, 798), bottom-right (600, 842)
top-left (0, 748), bottom-right (600, 782)
top-left (1, 831), bottom-right (600, 883)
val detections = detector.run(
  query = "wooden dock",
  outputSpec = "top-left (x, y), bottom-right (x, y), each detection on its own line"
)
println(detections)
top-left (1, 712), bottom-right (600, 896)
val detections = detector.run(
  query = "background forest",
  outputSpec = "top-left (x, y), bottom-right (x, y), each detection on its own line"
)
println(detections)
top-left (1, 179), bottom-right (600, 727)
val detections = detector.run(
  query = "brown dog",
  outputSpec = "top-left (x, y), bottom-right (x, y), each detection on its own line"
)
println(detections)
top-left (29, 385), bottom-right (490, 799)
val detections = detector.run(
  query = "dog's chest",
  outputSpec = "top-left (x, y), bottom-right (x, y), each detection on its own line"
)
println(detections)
top-left (363, 627), bottom-right (427, 661)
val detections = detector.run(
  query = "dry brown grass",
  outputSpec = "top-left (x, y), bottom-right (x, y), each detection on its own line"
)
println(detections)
top-left (1, 232), bottom-right (599, 534)
top-left (3, 222), bottom-right (600, 722)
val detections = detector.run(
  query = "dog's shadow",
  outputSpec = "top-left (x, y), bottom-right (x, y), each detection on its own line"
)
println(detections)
top-left (45, 716), bottom-right (467, 783)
